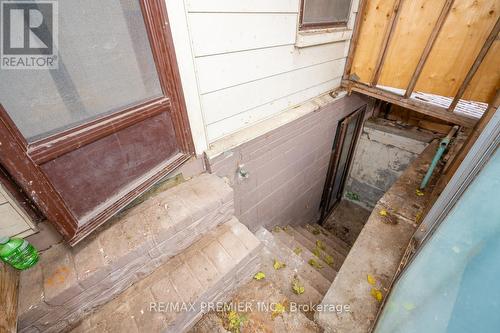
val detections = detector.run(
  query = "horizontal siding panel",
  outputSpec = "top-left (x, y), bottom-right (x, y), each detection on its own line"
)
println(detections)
top-left (189, 13), bottom-right (297, 57)
top-left (203, 58), bottom-right (346, 124)
top-left (186, 0), bottom-right (299, 13)
top-left (0, 203), bottom-right (31, 237)
top-left (196, 42), bottom-right (347, 93)
top-left (206, 77), bottom-right (342, 141)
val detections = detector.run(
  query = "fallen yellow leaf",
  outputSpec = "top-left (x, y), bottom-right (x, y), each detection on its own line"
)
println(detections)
top-left (272, 303), bottom-right (286, 319)
top-left (254, 272), bottom-right (266, 280)
top-left (308, 259), bottom-right (323, 269)
top-left (379, 209), bottom-right (388, 217)
top-left (371, 288), bottom-right (383, 302)
top-left (291, 276), bottom-right (305, 295)
top-left (367, 274), bottom-right (376, 286)
top-left (273, 259), bottom-right (286, 270)
top-left (415, 189), bottom-right (425, 196)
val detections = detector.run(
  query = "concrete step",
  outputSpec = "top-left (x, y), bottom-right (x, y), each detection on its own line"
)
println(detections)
top-left (284, 226), bottom-right (343, 272)
top-left (70, 218), bottom-right (262, 333)
top-left (191, 276), bottom-right (322, 333)
top-left (255, 228), bottom-right (331, 295)
top-left (189, 313), bottom-right (229, 333)
top-left (271, 227), bottom-right (337, 283)
top-left (304, 224), bottom-right (350, 257)
top-left (258, 247), bottom-right (323, 320)
top-left (18, 174), bottom-right (234, 333)
top-left (294, 226), bottom-right (347, 270)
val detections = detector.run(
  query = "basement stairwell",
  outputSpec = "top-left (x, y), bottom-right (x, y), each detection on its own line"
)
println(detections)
top-left (16, 133), bottom-right (445, 333)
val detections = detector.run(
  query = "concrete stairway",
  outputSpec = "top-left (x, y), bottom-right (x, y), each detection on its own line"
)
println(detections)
top-left (70, 218), bottom-right (261, 333)
top-left (17, 174), bottom-right (262, 333)
top-left (191, 224), bottom-right (352, 332)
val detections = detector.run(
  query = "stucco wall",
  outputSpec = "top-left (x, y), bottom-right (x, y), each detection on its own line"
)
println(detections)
top-left (206, 93), bottom-right (370, 232)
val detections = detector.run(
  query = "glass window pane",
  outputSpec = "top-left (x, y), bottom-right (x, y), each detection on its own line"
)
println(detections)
top-left (375, 149), bottom-right (500, 333)
top-left (302, 0), bottom-right (352, 26)
top-left (0, 0), bottom-right (162, 141)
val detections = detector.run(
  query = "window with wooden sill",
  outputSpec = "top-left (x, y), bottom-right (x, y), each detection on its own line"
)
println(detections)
top-left (296, 0), bottom-right (355, 48)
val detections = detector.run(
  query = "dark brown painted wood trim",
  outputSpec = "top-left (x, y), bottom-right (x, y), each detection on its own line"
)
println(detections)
top-left (69, 152), bottom-right (190, 245)
top-left (0, 165), bottom-right (44, 223)
top-left (343, 0), bottom-right (368, 80)
top-left (140, 0), bottom-right (195, 154)
top-left (448, 17), bottom-right (500, 112)
top-left (298, 0), bottom-right (350, 30)
top-left (370, 0), bottom-right (404, 86)
top-left (404, 0), bottom-right (455, 98)
top-left (343, 80), bottom-right (477, 127)
top-left (0, 105), bottom-right (77, 239)
top-left (28, 97), bottom-right (171, 164)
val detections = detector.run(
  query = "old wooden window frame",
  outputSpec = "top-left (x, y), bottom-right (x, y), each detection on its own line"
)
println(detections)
top-left (299, 0), bottom-right (353, 30)
top-left (0, 0), bottom-right (194, 245)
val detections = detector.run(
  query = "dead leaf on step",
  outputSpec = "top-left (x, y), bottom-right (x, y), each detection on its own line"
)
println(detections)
top-left (293, 247), bottom-right (302, 255)
top-left (273, 226), bottom-right (282, 233)
top-left (254, 272), bottom-right (266, 280)
top-left (415, 211), bottom-right (423, 224)
top-left (312, 247), bottom-right (321, 258)
top-left (316, 240), bottom-right (326, 251)
top-left (312, 228), bottom-right (321, 235)
top-left (226, 310), bottom-right (248, 333)
top-left (273, 259), bottom-right (286, 270)
top-left (308, 259), bottom-right (323, 269)
top-left (367, 274), bottom-right (376, 286)
top-left (324, 254), bottom-right (334, 267)
top-left (370, 288), bottom-right (383, 302)
top-left (291, 276), bottom-right (305, 295)
top-left (272, 303), bottom-right (286, 319)
top-left (379, 208), bottom-right (397, 224)
top-left (415, 189), bottom-right (425, 197)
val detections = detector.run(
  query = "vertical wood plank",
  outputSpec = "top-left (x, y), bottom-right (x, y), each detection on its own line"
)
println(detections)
top-left (448, 18), bottom-right (500, 111)
top-left (370, 0), bottom-right (404, 86)
top-left (404, 0), bottom-right (455, 98)
top-left (0, 263), bottom-right (20, 333)
top-left (343, 0), bottom-right (368, 80)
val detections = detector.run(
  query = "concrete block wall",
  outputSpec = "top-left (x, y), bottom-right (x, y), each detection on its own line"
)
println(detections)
top-left (344, 118), bottom-right (438, 209)
top-left (206, 93), bottom-right (370, 232)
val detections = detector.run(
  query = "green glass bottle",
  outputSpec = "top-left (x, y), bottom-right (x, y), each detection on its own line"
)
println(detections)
top-left (0, 236), bottom-right (39, 270)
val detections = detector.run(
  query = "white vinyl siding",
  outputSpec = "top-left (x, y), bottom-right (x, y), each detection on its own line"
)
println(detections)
top-left (0, 185), bottom-right (36, 238)
top-left (169, 0), bottom-right (359, 142)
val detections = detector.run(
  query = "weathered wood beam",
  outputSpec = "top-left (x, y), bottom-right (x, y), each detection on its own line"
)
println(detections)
top-left (448, 17), bottom-right (500, 112)
top-left (444, 90), bottom-right (500, 181)
top-left (343, 0), bottom-right (368, 80)
top-left (342, 80), bottom-right (478, 127)
top-left (370, 0), bottom-right (405, 86)
top-left (404, 0), bottom-right (455, 98)
top-left (0, 263), bottom-right (19, 333)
